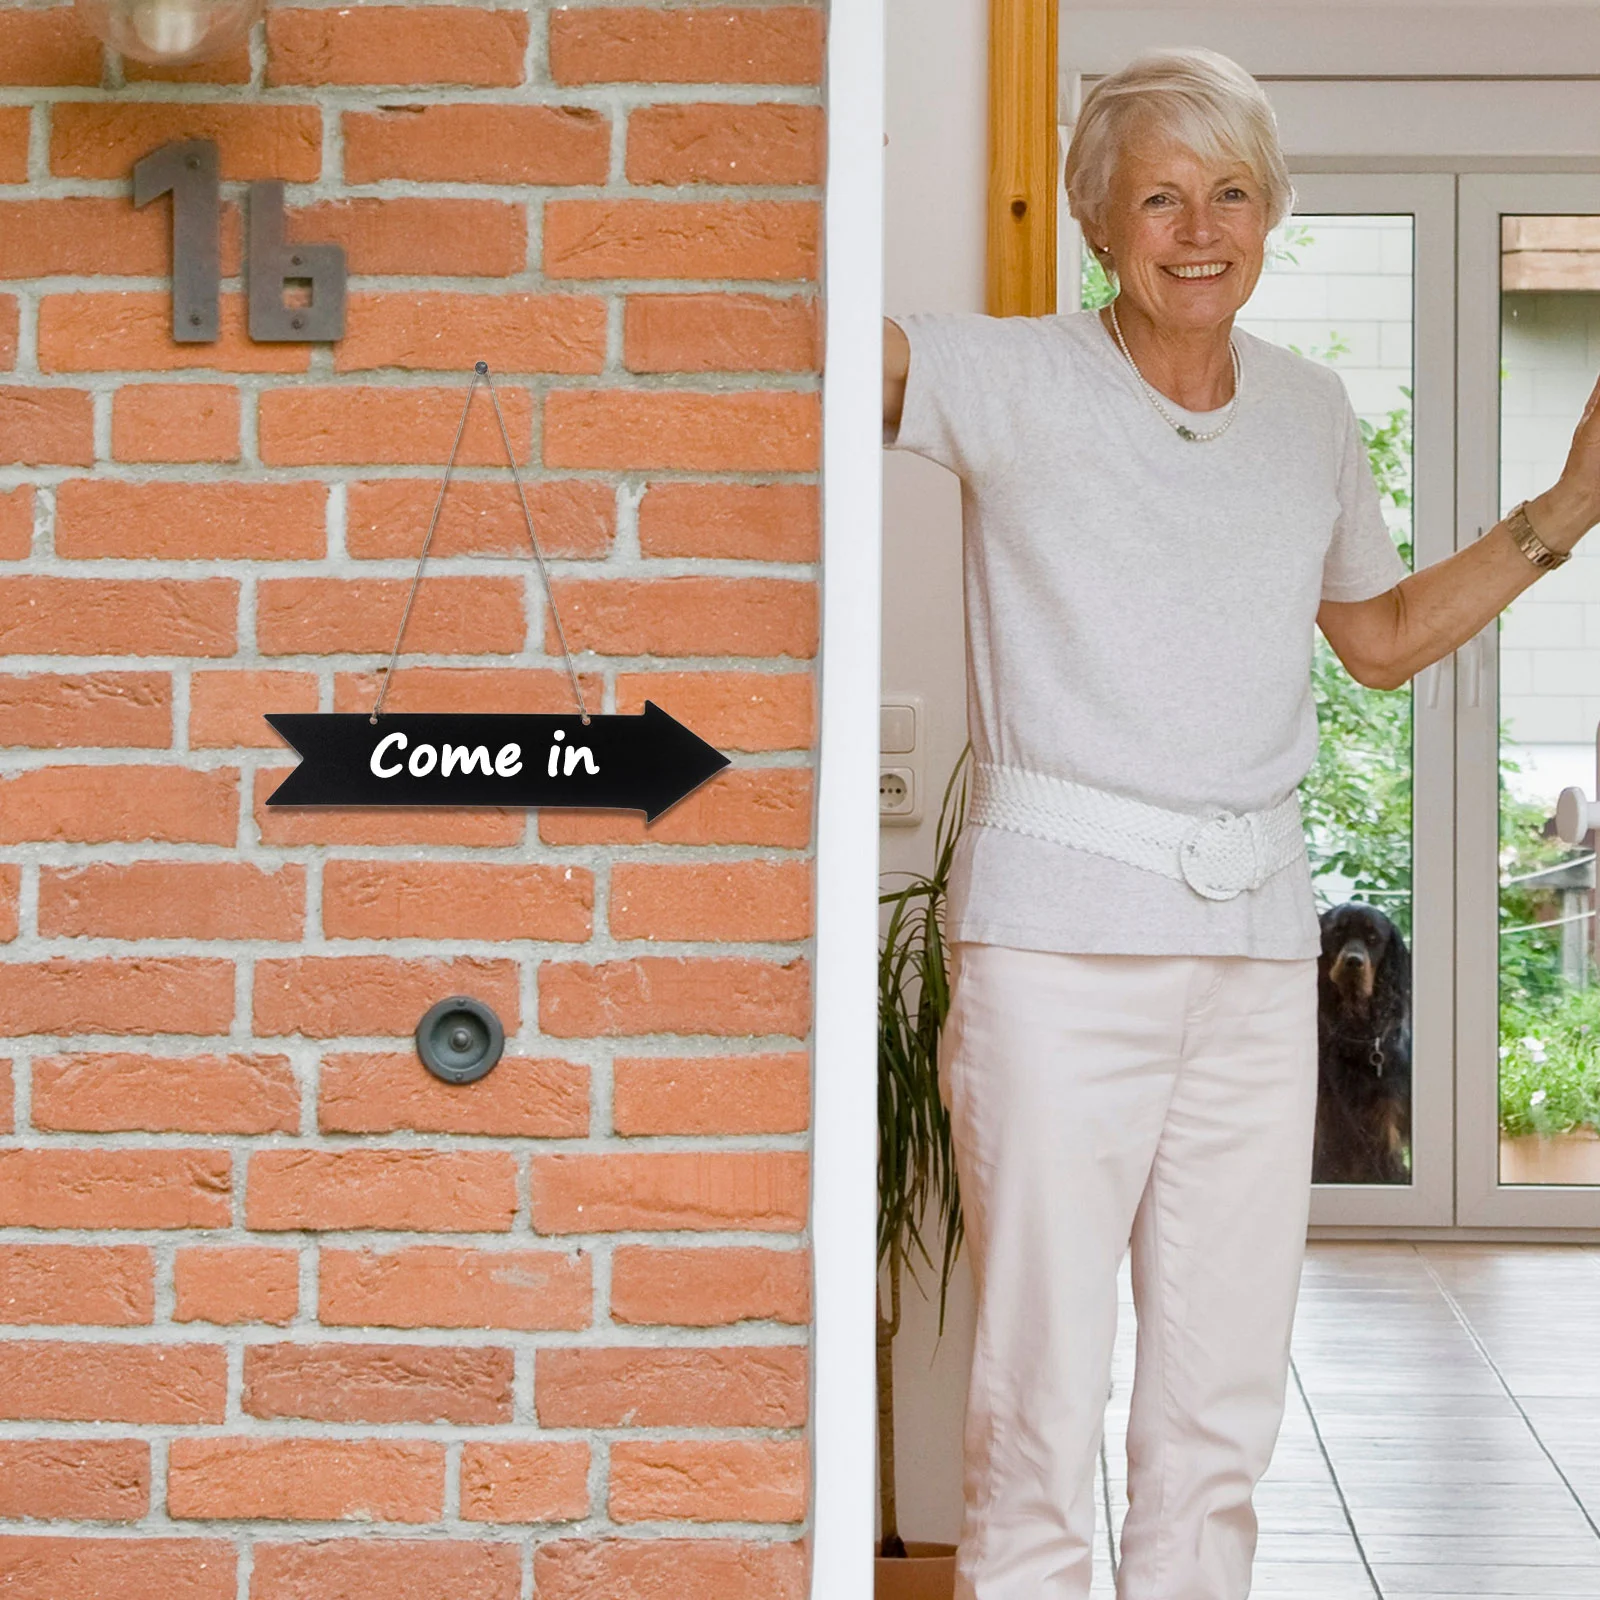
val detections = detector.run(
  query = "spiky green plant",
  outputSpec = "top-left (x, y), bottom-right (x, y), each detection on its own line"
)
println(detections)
top-left (877, 750), bottom-right (969, 1559)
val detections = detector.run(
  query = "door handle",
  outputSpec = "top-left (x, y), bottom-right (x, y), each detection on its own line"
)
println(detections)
top-left (1463, 628), bottom-right (1491, 710)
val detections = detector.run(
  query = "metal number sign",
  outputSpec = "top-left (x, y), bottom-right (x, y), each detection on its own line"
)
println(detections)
top-left (133, 138), bottom-right (347, 344)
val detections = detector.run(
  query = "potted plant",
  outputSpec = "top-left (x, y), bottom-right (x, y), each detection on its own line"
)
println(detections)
top-left (876, 753), bottom-right (969, 1600)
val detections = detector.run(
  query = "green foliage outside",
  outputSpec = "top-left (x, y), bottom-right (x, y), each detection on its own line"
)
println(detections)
top-left (1080, 228), bottom-right (1598, 1136)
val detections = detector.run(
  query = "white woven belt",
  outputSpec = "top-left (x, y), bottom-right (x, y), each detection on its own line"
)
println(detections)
top-left (968, 761), bottom-right (1307, 901)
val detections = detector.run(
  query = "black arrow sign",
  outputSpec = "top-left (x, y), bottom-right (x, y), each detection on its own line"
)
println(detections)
top-left (264, 703), bottom-right (730, 821)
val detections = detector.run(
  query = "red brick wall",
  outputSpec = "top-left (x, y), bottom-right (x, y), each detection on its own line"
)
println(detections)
top-left (0, 4), bottom-right (820, 1593)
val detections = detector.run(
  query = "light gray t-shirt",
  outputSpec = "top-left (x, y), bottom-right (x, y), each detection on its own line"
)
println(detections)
top-left (888, 307), bottom-right (1409, 960)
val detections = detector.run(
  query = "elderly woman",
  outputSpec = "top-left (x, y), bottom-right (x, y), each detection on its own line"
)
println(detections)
top-left (882, 46), bottom-right (1600, 1600)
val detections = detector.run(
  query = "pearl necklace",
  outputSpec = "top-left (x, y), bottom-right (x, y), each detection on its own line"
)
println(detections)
top-left (1107, 297), bottom-right (1241, 443)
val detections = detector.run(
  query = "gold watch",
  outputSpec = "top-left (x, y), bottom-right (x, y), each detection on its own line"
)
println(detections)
top-left (1506, 500), bottom-right (1570, 571)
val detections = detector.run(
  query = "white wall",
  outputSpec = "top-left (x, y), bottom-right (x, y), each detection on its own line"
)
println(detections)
top-left (879, 0), bottom-right (985, 1548)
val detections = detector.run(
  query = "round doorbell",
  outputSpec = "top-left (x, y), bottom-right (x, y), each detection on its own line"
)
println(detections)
top-left (415, 996), bottom-right (504, 1085)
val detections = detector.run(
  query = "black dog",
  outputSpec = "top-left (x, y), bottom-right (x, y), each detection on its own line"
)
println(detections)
top-left (1313, 902), bottom-right (1413, 1185)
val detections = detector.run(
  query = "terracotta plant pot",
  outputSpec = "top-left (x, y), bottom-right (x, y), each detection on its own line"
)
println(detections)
top-left (1499, 1126), bottom-right (1600, 1186)
top-left (875, 1542), bottom-right (958, 1600)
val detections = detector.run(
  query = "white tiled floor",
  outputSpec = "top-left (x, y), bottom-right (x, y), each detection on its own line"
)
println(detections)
top-left (1089, 1242), bottom-right (1600, 1598)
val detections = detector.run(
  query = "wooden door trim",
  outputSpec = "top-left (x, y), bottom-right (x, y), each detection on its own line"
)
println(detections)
top-left (987, 0), bottom-right (1057, 315)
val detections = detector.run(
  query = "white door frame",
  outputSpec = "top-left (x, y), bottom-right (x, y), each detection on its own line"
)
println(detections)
top-left (1455, 173), bottom-right (1600, 1230)
top-left (810, 0), bottom-right (884, 1592)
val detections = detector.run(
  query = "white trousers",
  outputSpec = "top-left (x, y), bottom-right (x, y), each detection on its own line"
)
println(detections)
top-left (939, 943), bottom-right (1320, 1600)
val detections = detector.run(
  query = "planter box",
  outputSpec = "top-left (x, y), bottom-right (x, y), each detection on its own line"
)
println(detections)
top-left (875, 1543), bottom-right (958, 1600)
top-left (1499, 1126), bottom-right (1600, 1185)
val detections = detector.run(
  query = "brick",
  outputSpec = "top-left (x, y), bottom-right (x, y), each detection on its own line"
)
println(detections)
top-left (253, 955), bottom-right (520, 1038)
top-left (628, 104), bottom-right (824, 186)
top-left (334, 668), bottom-right (603, 717)
top-left (0, 486), bottom-right (29, 556)
top-left (611, 861), bottom-right (811, 942)
top-left (244, 1342), bottom-right (513, 1424)
top-left (0, 295), bottom-right (15, 369)
top-left (320, 1051), bottom-right (589, 1137)
top-left (532, 1151), bottom-right (808, 1233)
top-left (545, 391), bottom-right (819, 472)
top-left (191, 670), bottom-right (318, 748)
top-left (346, 478), bottom-right (613, 559)
top-left (0, 578), bottom-right (236, 657)
top-left (0, 672), bottom-right (169, 748)
top-left (0, 1342), bottom-right (226, 1423)
top-left (39, 863), bottom-right (303, 942)
top-left (55, 481), bottom-right (324, 560)
top-left (51, 103), bottom-right (322, 181)
top-left (540, 956), bottom-right (809, 1038)
top-left (537, 1345), bottom-right (806, 1428)
top-left (545, 200), bottom-right (818, 281)
top-left (31, 1051), bottom-right (299, 1132)
top-left (320, 1245), bottom-right (590, 1331)
top-left (0, 765), bottom-right (237, 844)
top-left (175, 1247), bottom-right (298, 1325)
top-left (322, 860), bottom-right (590, 942)
top-left (551, 576), bottom-right (816, 658)
top-left (291, 198), bottom-right (526, 276)
top-left (251, 1541), bottom-right (520, 1600)
top-left (541, 766), bottom-right (811, 847)
top-left (0, 1442), bottom-right (149, 1521)
top-left (0, 1148), bottom-right (231, 1227)
top-left (111, 385), bottom-right (240, 463)
top-left (337, 292), bottom-right (606, 375)
top-left (0, 1244), bottom-right (153, 1325)
top-left (344, 105), bottom-right (609, 185)
top-left (0, 387), bottom-right (92, 465)
top-left (39, 293), bottom-right (306, 375)
top-left (253, 768), bottom-right (524, 848)
top-left (625, 293), bottom-right (819, 374)
top-left (462, 1443), bottom-right (589, 1524)
top-left (613, 1052), bottom-right (809, 1135)
top-left (0, 959), bottom-right (235, 1036)
top-left (0, 862), bottom-right (17, 941)
top-left (0, 1059), bottom-right (9, 1133)
top-left (258, 385), bottom-right (533, 466)
top-left (0, 1538), bottom-right (234, 1600)
top-left (535, 1540), bottom-right (805, 1600)
top-left (549, 7), bottom-right (824, 86)
top-left (618, 671), bottom-right (813, 749)
top-left (609, 1439), bottom-right (807, 1523)
top-left (125, 40), bottom-right (251, 85)
top-left (256, 576), bottom-right (524, 656)
top-left (0, 9), bottom-right (100, 86)
top-left (0, 108), bottom-right (28, 182)
top-left (268, 6), bottom-right (528, 86)
top-left (167, 1438), bottom-right (443, 1522)
top-left (611, 1245), bottom-right (810, 1326)
top-left (0, 198), bottom-right (240, 280)
top-left (247, 1149), bottom-right (518, 1232)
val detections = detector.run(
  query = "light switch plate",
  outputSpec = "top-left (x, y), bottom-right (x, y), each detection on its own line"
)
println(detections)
top-left (880, 700), bottom-right (918, 755)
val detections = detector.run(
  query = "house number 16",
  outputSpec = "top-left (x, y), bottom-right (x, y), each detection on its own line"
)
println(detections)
top-left (133, 138), bottom-right (347, 344)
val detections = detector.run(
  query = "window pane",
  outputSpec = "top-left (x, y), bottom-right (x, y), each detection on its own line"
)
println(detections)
top-left (1497, 216), bottom-right (1600, 1187)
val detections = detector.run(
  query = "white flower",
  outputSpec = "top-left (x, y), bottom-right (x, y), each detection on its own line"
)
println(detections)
top-left (1521, 1035), bottom-right (1548, 1062)
top-left (1531, 1089), bottom-right (1548, 1107)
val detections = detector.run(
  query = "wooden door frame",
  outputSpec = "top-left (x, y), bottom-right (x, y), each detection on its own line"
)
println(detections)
top-left (988, 0), bottom-right (1057, 314)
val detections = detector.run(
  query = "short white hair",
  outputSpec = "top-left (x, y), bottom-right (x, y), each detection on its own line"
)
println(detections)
top-left (1065, 47), bottom-right (1294, 237)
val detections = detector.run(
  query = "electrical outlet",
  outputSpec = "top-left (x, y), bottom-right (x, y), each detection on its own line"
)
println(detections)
top-left (880, 766), bottom-right (919, 823)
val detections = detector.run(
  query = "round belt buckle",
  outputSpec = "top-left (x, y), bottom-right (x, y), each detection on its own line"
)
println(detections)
top-left (1179, 810), bottom-right (1257, 901)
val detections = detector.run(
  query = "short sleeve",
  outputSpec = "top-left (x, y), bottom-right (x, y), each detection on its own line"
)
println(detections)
top-left (1320, 390), bottom-right (1409, 602)
top-left (885, 312), bottom-right (1015, 479)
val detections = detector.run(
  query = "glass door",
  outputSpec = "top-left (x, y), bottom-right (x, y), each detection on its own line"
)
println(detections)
top-left (1458, 175), bottom-right (1600, 1228)
top-left (1239, 175), bottom-right (1458, 1228)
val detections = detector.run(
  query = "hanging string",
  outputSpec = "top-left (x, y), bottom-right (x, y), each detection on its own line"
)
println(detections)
top-left (370, 360), bottom-right (590, 725)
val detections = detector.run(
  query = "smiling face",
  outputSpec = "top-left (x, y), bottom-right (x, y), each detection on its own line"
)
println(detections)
top-left (1084, 126), bottom-right (1270, 338)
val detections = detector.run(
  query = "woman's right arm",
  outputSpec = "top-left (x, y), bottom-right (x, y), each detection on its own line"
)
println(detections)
top-left (883, 317), bottom-right (910, 433)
